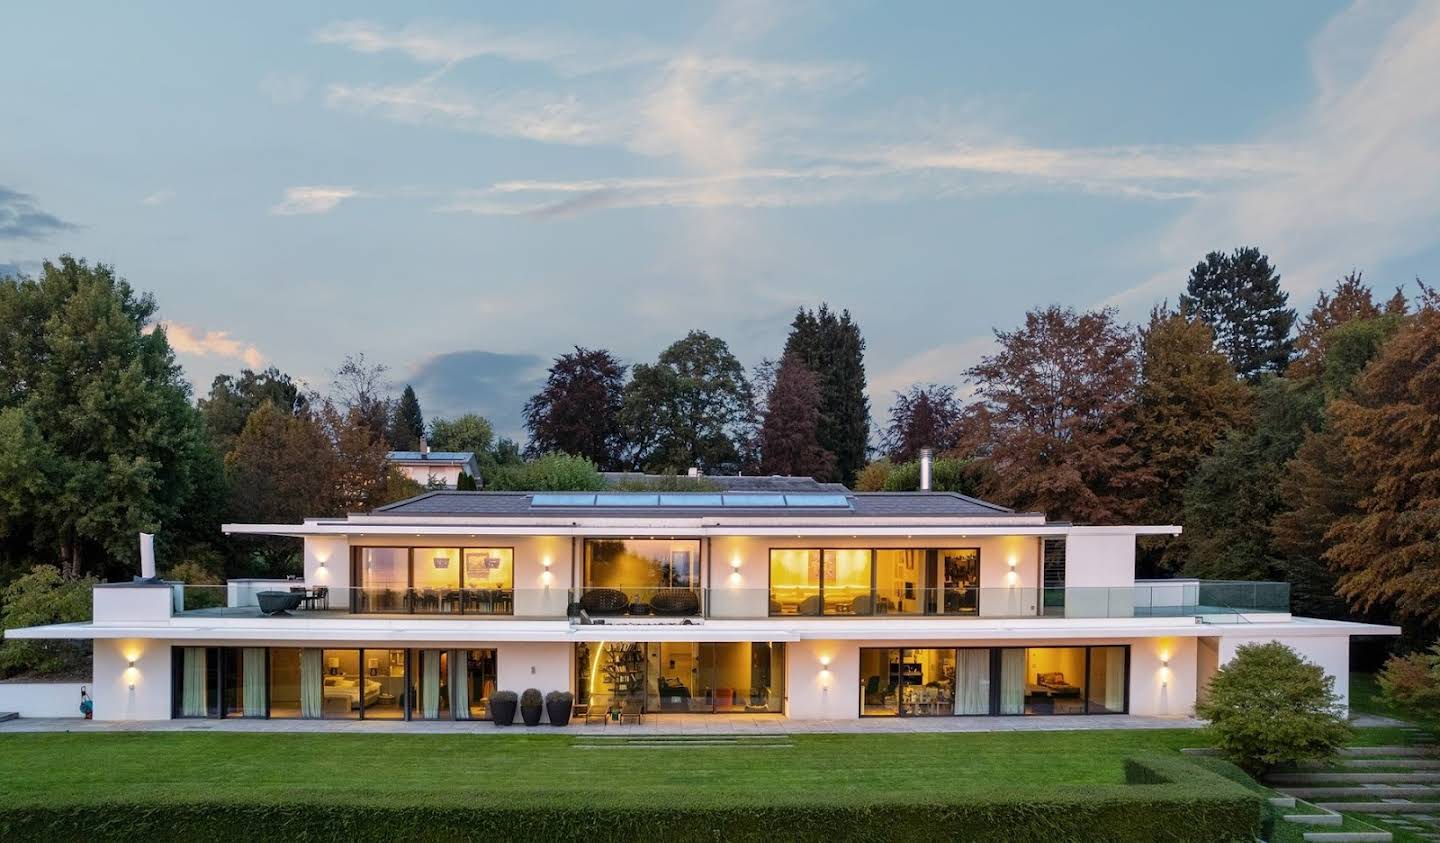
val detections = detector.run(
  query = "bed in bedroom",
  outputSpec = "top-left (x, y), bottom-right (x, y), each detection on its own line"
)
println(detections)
top-left (323, 676), bottom-right (382, 710)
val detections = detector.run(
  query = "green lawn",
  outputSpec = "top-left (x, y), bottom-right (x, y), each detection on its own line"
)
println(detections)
top-left (0, 729), bottom-right (1217, 808)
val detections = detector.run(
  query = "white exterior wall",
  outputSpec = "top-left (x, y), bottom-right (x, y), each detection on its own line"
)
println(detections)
top-left (94, 584), bottom-right (174, 622)
top-left (1064, 531), bottom-right (1138, 617)
top-left (94, 637), bottom-right (172, 721)
top-left (785, 639), bottom-right (860, 720)
top-left (305, 536), bottom-right (352, 592)
top-left (1218, 632), bottom-right (1352, 710)
top-left (0, 681), bottom-right (90, 717)
top-left (496, 641), bottom-right (573, 723)
top-left (1127, 636), bottom-right (1197, 717)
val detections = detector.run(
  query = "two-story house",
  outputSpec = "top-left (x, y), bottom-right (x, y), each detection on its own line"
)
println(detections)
top-left (5, 481), bottom-right (1395, 722)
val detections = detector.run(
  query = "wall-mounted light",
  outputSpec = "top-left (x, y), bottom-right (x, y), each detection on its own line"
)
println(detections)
top-left (125, 656), bottom-right (139, 690)
top-left (819, 655), bottom-right (831, 669)
top-left (1160, 653), bottom-right (1171, 688)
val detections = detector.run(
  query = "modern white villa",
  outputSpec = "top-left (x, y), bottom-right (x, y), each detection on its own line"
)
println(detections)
top-left (5, 474), bottom-right (1397, 724)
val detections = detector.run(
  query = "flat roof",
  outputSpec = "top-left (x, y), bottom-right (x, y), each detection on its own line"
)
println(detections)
top-left (373, 490), bottom-right (1025, 519)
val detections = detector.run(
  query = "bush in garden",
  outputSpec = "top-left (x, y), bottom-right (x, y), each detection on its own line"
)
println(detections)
top-left (1377, 643), bottom-right (1440, 709)
top-left (1195, 641), bottom-right (1352, 775)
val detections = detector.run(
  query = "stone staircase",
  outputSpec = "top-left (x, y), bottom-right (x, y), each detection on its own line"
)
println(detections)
top-left (1265, 736), bottom-right (1440, 843)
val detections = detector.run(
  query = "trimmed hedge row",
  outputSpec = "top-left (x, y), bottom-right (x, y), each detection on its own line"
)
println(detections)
top-left (0, 755), bottom-right (1263, 843)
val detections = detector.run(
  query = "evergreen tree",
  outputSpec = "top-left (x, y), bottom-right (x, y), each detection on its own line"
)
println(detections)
top-left (759, 354), bottom-right (833, 478)
top-left (622, 331), bottom-right (754, 474)
top-left (389, 385), bottom-right (425, 450)
top-left (783, 305), bottom-right (870, 484)
top-left (1180, 247), bottom-right (1296, 380)
top-left (522, 347), bottom-right (627, 468)
top-left (1131, 309), bottom-right (1251, 527)
top-left (881, 384), bottom-right (962, 463)
top-left (0, 257), bottom-right (220, 579)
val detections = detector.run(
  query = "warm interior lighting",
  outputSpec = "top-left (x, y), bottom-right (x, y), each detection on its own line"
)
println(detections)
top-left (543, 555), bottom-right (552, 569)
top-left (819, 655), bottom-right (831, 668)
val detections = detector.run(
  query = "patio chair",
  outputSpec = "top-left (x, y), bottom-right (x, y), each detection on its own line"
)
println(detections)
top-left (578, 588), bottom-right (628, 616)
top-left (620, 695), bottom-right (643, 725)
top-left (649, 588), bottom-right (700, 616)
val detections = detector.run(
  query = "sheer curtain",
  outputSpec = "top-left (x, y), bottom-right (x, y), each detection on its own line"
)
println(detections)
top-left (242, 648), bottom-right (267, 717)
top-left (300, 648), bottom-right (323, 718)
top-left (421, 650), bottom-right (441, 719)
top-left (955, 649), bottom-right (991, 715)
top-left (1106, 648), bottom-right (1125, 712)
top-left (999, 648), bottom-right (1025, 715)
top-left (181, 648), bottom-right (207, 717)
top-left (449, 649), bottom-right (471, 720)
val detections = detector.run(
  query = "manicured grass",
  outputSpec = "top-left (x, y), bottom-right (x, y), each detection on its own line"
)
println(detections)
top-left (0, 729), bottom-right (1209, 808)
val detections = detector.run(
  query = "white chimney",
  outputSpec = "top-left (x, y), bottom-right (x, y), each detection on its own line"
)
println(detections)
top-left (419, 436), bottom-right (430, 456)
top-left (139, 532), bottom-right (156, 579)
top-left (919, 448), bottom-right (933, 491)
top-left (687, 466), bottom-right (700, 478)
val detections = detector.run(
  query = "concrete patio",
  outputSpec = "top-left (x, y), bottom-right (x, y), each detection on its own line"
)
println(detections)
top-left (0, 712), bottom-right (1203, 735)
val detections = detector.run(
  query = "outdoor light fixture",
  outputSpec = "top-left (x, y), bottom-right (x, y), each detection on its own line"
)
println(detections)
top-left (819, 655), bottom-right (831, 669)
top-left (1160, 654), bottom-right (1171, 688)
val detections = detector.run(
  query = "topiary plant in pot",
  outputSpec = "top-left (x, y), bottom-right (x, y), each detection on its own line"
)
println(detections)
top-left (520, 687), bottom-right (544, 726)
top-left (489, 690), bottom-right (518, 726)
top-left (545, 690), bottom-right (574, 726)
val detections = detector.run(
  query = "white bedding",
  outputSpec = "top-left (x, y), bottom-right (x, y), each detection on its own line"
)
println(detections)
top-left (323, 677), bottom-right (382, 709)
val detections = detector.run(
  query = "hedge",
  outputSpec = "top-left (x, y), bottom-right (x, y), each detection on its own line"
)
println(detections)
top-left (0, 755), bottom-right (1263, 842)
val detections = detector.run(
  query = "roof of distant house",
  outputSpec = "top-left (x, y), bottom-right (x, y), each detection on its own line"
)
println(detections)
top-left (386, 451), bottom-right (477, 464)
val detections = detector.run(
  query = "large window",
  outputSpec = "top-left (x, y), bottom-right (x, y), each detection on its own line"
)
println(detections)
top-left (576, 641), bottom-right (785, 715)
top-left (352, 547), bottom-right (514, 615)
top-left (174, 647), bottom-right (266, 719)
top-left (771, 548), bottom-right (979, 616)
top-left (859, 645), bottom-right (1129, 717)
top-left (581, 539), bottom-right (701, 615)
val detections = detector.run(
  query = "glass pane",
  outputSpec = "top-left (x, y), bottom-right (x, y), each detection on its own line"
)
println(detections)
top-left (412, 548), bottom-right (460, 613)
top-left (859, 649), bottom-right (901, 716)
top-left (357, 548), bottom-right (407, 612)
top-left (901, 649), bottom-right (955, 716)
top-left (874, 550), bottom-right (924, 615)
top-left (321, 649), bottom-right (362, 719)
top-left (268, 648), bottom-right (303, 718)
top-left (658, 494), bottom-right (723, 507)
top-left (955, 649), bottom-right (992, 715)
top-left (823, 549), bottom-right (872, 615)
top-left (177, 647), bottom-right (212, 718)
top-left (362, 649), bottom-right (406, 719)
top-left (531, 493), bottom-right (596, 506)
top-left (467, 649), bottom-right (498, 719)
top-left (940, 549), bottom-right (979, 615)
top-left (584, 539), bottom-right (701, 592)
top-left (782, 494), bottom-right (850, 507)
top-left (222, 647), bottom-right (267, 718)
top-left (769, 549), bottom-right (820, 615)
top-left (1086, 647), bottom-right (1127, 714)
top-left (578, 642), bottom-right (645, 717)
top-left (999, 648), bottom-right (1025, 715)
top-left (414, 649), bottom-right (450, 720)
top-left (462, 549), bottom-right (514, 615)
top-left (721, 494), bottom-right (786, 507)
top-left (1024, 647), bottom-right (1087, 715)
top-left (650, 643), bottom-right (706, 713)
top-left (594, 493), bottom-right (659, 506)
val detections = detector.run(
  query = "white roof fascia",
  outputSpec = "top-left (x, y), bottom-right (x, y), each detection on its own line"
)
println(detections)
top-left (222, 522), bottom-right (1177, 539)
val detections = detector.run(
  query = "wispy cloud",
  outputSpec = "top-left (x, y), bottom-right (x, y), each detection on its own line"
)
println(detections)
top-left (142, 190), bottom-right (176, 206)
top-left (0, 187), bottom-right (77, 240)
top-left (1108, 0), bottom-right (1440, 305)
top-left (270, 186), bottom-right (359, 216)
top-left (148, 321), bottom-right (265, 369)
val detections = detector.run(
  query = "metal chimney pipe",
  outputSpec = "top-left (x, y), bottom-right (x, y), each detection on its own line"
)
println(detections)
top-left (919, 448), bottom-right (933, 491)
top-left (139, 532), bottom-right (156, 579)
top-left (419, 436), bottom-right (430, 456)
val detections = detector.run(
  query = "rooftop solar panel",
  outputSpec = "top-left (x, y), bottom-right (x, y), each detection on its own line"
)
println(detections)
top-left (721, 494), bottom-right (787, 507)
top-left (658, 494), bottom-right (724, 506)
top-left (530, 493), bottom-right (597, 506)
top-left (593, 493), bottom-right (659, 506)
top-left (783, 494), bottom-right (852, 507)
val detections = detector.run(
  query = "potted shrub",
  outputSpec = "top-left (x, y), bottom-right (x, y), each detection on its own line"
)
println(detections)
top-left (489, 690), bottom-right (518, 726)
top-left (545, 690), bottom-right (574, 727)
top-left (520, 687), bottom-right (544, 726)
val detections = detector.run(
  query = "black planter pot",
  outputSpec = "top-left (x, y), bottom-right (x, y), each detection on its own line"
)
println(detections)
top-left (546, 699), bottom-right (572, 727)
top-left (521, 704), bottom-right (543, 727)
top-left (491, 699), bottom-right (517, 726)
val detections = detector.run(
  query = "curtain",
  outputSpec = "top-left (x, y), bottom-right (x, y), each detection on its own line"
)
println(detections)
top-left (1105, 648), bottom-right (1125, 713)
top-left (999, 648), bottom-right (1025, 715)
top-left (242, 648), bottom-right (267, 717)
top-left (955, 649), bottom-right (991, 715)
top-left (300, 648), bottom-right (324, 718)
top-left (181, 648), bottom-right (207, 717)
top-left (421, 650), bottom-right (441, 719)
top-left (449, 649), bottom-right (471, 720)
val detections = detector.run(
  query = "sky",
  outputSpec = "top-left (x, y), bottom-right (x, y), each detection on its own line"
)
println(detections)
top-left (5, 1), bottom-right (1440, 439)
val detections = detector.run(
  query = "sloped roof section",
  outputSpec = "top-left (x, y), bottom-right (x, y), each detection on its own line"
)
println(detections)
top-left (599, 473), bottom-right (848, 493)
top-left (373, 490), bottom-right (1025, 518)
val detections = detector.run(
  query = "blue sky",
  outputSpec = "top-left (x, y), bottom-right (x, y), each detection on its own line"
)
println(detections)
top-left (5, 1), bottom-right (1440, 438)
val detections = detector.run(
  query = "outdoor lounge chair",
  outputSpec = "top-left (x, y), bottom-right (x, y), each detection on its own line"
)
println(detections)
top-left (257, 591), bottom-right (304, 616)
top-left (578, 588), bottom-right (628, 616)
top-left (648, 588), bottom-right (700, 616)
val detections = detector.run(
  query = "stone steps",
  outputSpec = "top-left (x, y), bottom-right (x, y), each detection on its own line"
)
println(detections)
top-left (1283, 787), bottom-right (1440, 799)
top-left (1341, 747), bottom-right (1438, 758)
top-left (1299, 833), bottom-right (1392, 843)
top-left (1268, 772), bottom-right (1440, 785)
top-left (1312, 801), bottom-right (1440, 813)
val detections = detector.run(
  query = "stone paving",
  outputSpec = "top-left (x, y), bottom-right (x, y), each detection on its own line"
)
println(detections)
top-left (0, 712), bottom-right (1202, 736)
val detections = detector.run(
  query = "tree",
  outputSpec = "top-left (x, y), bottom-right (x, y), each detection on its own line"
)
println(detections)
top-left (330, 353), bottom-right (391, 439)
top-left (1130, 309), bottom-right (1251, 527)
top-left (484, 453), bottom-right (606, 491)
top-left (1289, 272), bottom-right (1385, 379)
top-left (0, 257), bottom-right (221, 579)
top-left (880, 456), bottom-right (983, 495)
top-left (429, 414), bottom-right (495, 455)
top-left (455, 472), bottom-right (478, 491)
top-left (853, 459), bottom-right (893, 492)
top-left (1326, 289), bottom-right (1440, 629)
top-left (0, 565), bottom-right (95, 678)
top-left (759, 354), bottom-right (834, 478)
top-left (388, 385), bottom-right (425, 450)
top-left (1180, 247), bottom-right (1296, 379)
top-left (1377, 643), bottom-right (1440, 709)
top-left (323, 402), bottom-right (396, 513)
top-left (783, 305), bottom-right (870, 484)
top-left (1181, 378), bottom-right (1323, 581)
top-left (965, 305), bottom-right (1151, 523)
top-left (198, 366), bottom-right (309, 456)
top-left (621, 331), bottom-right (755, 474)
top-left (881, 384), bottom-right (962, 462)
top-left (1195, 642), bottom-right (1352, 776)
top-left (523, 347), bottom-right (627, 468)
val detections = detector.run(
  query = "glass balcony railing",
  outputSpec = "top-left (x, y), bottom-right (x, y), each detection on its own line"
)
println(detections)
top-left (163, 580), bottom-right (1290, 622)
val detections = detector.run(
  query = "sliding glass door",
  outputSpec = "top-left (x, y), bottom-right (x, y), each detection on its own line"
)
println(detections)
top-left (577, 642), bottom-right (787, 714)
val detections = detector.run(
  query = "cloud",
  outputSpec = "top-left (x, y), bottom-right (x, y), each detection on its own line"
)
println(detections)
top-left (1108, 0), bottom-right (1440, 306)
top-left (869, 335), bottom-right (995, 402)
top-left (270, 186), bottom-right (359, 216)
top-left (142, 190), bottom-right (176, 206)
top-left (0, 187), bottom-right (77, 240)
top-left (149, 321), bottom-right (265, 369)
top-left (406, 350), bottom-right (546, 439)
top-left (259, 72), bottom-right (309, 105)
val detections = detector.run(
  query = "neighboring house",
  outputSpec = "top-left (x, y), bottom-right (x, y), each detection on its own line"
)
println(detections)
top-left (5, 482), bottom-right (1396, 723)
top-left (388, 443), bottom-right (479, 489)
